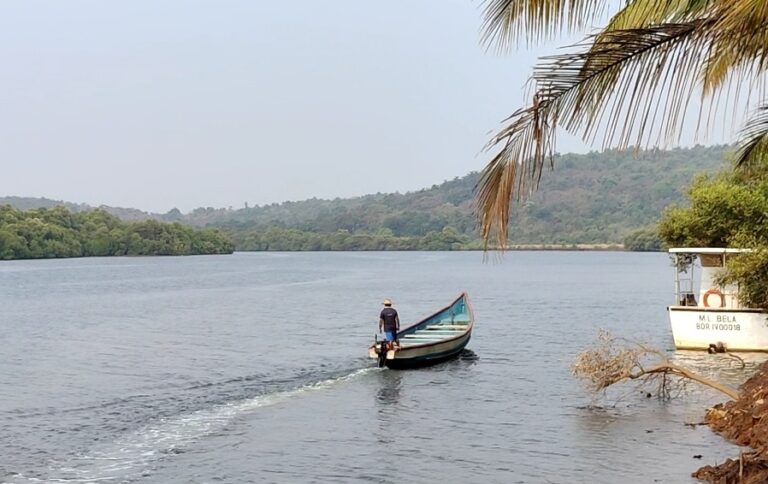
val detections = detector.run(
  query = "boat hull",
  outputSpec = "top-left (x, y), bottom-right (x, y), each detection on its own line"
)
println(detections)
top-left (668, 306), bottom-right (768, 351)
top-left (368, 292), bottom-right (474, 369)
top-left (383, 333), bottom-right (471, 369)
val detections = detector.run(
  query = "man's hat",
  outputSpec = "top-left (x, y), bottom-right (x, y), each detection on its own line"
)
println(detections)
top-left (383, 298), bottom-right (392, 306)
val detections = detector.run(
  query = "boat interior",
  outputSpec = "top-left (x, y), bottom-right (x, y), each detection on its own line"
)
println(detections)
top-left (671, 248), bottom-right (745, 309)
top-left (398, 311), bottom-right (471, 348)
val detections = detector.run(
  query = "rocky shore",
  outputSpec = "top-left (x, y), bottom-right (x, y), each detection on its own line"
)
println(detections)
top-left (694, 361), bottom-right (768, 483)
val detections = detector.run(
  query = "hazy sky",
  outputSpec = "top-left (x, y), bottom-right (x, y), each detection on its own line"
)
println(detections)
top-left (0, 1), bottom-right (733, 212)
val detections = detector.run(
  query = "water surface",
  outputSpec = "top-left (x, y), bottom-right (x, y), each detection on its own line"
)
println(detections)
top-left (0, 252), bottom-right (760, 483)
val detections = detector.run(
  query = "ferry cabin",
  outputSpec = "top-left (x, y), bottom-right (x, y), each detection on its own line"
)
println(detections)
top-left (668, 247), bottom-right (768, 352)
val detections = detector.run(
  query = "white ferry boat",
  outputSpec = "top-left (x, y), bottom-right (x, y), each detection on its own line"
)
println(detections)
top-left (668, 247), bottom-right (768, 352)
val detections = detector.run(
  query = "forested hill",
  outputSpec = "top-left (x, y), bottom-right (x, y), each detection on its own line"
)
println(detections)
top-left (0, 196), bottom-right (163, 221)
top-left (2, 145), bottom-right (729, 249)
top-left (202, 145), bottom-right (730, 248)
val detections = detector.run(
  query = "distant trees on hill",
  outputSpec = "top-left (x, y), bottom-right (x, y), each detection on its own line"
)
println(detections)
top-left (0, 145), bottom-right (731, 252)
top-left (0, 206), bottom-right (233, 260)
top-left (213, 145), bottom-right (728, 249)
top-left (231, 226), bottom-right (472, 251)
top-left (623, 227), bottom-right (662, 252)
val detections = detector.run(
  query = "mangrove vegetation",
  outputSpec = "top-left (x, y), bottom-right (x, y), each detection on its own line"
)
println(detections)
top-left (0, 206), bottom-right (233, 260)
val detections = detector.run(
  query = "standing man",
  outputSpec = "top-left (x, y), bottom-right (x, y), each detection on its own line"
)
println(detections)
top-left (379, 298), bottom-right (400, 349)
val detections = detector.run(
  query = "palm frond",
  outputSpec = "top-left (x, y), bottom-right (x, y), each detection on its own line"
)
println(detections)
top-left (476, 94), bottom-right (554, 247)
top-left (700, 3), bottom-right (768, 95)
top-left (476, 0), bottom-right (768, 247)
top-left (735, 104), bottom-right (768, 167)
top-left (476, 21), bottom-right (710, 247)
top-left (602, 0), bottom-right (706, 32)
top-left (480, 0), bottom-right (608, 50)
top-left (581, 0), bottom-right (709, 116)
top-left (711, 0), bottom-right (768, 33)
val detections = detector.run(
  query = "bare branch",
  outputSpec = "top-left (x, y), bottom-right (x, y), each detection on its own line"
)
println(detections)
top-left (572, 331), bottom-right (739, 400)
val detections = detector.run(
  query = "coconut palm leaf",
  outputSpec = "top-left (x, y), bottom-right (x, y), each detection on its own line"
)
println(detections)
top-left (735, 104), bottom-right (768, 167)
top-left (476, 21), bottom-right (712, 247)
top-left (477, 0), bottom-right (768, 247)
top-left (601, 0), bottom-right (706, 31)
top-left (700, 3), bottom-right (768, 96)
top-left (480, 0), bottom-right (608, 49)
top-left (579, 0), bottom-right (709, 123)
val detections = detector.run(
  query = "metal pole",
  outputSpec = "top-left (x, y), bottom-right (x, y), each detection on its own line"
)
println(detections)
top-left (674, 253), bottom-right (681, 305)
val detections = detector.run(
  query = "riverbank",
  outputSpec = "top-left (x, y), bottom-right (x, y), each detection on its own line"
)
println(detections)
top-left (232, 243), bottom-right (628, 252)
top-left (694, 361), bottom-right (768, 483)
top-left (504, 243), bottom-right (625, 251)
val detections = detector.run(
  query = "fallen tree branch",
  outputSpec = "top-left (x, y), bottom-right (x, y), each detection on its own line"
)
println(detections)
top-left (572, 330), bottom-right (739, 400)
top-left (630, 362), bottom-right (740, 400)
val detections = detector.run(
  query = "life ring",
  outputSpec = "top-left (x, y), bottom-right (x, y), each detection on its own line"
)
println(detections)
top-left (703, 288), bottom-right (725, 308)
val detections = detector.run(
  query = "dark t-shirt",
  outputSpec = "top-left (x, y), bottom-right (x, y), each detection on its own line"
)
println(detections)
top-left (380, 307), bottom-right (399, 331)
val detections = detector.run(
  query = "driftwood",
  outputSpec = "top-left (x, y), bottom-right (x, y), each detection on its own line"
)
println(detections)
top-left (571, 330), bottom-right (739, 400)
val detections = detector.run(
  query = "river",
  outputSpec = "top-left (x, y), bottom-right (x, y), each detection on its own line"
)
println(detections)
top-left (0, 252), bottom-right (760, 483)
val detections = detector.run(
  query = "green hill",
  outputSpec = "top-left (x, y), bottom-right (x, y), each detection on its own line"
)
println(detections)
top-left (201, 145), bottom-right (728, 249)
top-left (0, 196), bottom-right (163, 221)
top-left (1, 145), bottom-right (730, 250)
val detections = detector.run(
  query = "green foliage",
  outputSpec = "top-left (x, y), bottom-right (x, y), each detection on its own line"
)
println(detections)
top-left (659, 158), bottom-right (768, 307)
top-left (230, 226), bottom-right (471, 252)
top-left (623, 226), bottom-right (662, 252)
top-left (0, 206), bottom-right (233, 260)
top-left (716, 249), bottom-right (768, 309)
top-left (658, 170), bottom-right (768, 248)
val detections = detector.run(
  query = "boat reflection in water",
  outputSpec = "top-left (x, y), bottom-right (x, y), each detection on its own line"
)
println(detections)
top-left (375, 370), bottom-right (402, 406)
top-left (671, 350), bottom-right (767, 387)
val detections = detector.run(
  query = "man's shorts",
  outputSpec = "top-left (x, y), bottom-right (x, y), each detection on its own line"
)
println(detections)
top-left (384, 330), bottom-right (398, 342)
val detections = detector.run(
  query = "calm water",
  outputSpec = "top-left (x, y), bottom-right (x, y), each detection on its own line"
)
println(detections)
top-left (0, 252), bottom-right (762, 484)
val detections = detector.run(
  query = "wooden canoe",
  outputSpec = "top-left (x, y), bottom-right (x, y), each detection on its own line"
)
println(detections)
top-left (368, 292), bottom-right (474, 369)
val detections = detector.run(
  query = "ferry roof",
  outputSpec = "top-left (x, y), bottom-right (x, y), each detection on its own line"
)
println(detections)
top-left (668, 247), bottom-right (750, 254)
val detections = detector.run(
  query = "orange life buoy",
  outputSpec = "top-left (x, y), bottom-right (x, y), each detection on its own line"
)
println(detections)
top-left (703, 288), bottom-right (725, 308)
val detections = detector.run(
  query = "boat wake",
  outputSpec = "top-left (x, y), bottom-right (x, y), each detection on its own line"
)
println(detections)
top-left (9, 366), bottom-right (378, 484)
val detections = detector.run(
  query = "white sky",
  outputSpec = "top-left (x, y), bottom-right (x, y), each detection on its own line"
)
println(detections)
top-left (0, 1), bottom-right (739, 213)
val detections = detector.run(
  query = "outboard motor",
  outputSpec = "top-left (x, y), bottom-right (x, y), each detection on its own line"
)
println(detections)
top-left (378, 340), bottom-right (387, 368)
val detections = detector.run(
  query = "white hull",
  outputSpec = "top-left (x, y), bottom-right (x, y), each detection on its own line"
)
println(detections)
top-left (368, 332), bottom-right (471, 361)
top-left (668, 307), bottom-right (768, 351)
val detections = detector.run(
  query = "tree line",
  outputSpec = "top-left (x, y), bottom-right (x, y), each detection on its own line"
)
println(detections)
top-left (0, 145), bottom-right (731, 253)
top-left (231, 226), bottom-right (473, 251)
top-left (0, 206), bottom-right (233, 260)
top-left (213, 145), bottom-right (728, 250)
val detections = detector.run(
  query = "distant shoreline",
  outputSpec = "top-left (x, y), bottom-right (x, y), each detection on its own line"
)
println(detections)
top-left (1, 245), bottom-right (658, 261)
top-left (235, 244), bottom-right (634, 252)
top-left (1, 244), bottom-right (662, 262)
top-left (498, 243), bottom-right (626, 251)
